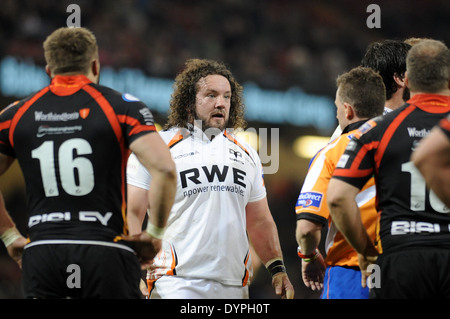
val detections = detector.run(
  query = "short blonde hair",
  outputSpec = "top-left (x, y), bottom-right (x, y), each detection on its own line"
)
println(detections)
top-left (43, 27), bottom-right (98, 75)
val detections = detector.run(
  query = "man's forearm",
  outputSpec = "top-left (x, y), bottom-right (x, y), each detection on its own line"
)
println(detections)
top-left (296, 220), bottom-right (322, 256)
top-left (147, 169), bottom-right (176, 230)
top-left (0, 192), bottom-right (15, 233)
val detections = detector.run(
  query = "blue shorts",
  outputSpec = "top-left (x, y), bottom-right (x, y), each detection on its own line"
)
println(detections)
top-left (321, 266), bottom-right (369, 299)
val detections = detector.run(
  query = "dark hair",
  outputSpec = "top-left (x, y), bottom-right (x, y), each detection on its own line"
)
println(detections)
top-left (336, 66), bottom-right (386, 119)
top-left (165, 59), bottom-right (246, 130)
top-left (361, 40), bottom-right (411, 100)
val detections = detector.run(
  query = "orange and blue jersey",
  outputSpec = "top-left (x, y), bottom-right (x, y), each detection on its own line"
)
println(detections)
top-left (296, 120), bottom-right (379, 267)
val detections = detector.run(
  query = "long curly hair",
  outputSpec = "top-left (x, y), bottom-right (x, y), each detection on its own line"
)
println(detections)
top-left (164, 59), bottom-right (246, 130)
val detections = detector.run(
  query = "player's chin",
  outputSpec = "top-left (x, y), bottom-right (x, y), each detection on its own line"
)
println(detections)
top-left (207, 119), bottom-right (227, 131)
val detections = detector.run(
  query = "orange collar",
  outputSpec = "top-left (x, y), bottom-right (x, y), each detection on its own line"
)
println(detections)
top-left (49, 75), bottom-right (93, 96)
top-left (407, 94), bottom-right (450, 113)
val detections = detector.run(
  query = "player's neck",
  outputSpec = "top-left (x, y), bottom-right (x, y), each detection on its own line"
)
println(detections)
top-left (385, 91), bottom-right (406, 111)
top-left (410, 88), bottom-right (450, 98)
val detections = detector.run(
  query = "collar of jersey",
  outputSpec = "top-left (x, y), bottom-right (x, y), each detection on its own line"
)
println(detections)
top-left (49, 74), bottom-right (92, 96)
top-left (186, 123), bottom-right (226, 143)
top-left (407, 93), bottom-right (450, 113)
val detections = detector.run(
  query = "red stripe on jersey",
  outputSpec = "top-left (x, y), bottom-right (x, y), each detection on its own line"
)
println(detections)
top-left (129, 125), bottom-right (156, 136)
top-left (334, 141), bottom-right (377, 179)
top-left (440, 116), bottom-right (450, 131)
top-left (82, 84), bottom-right (129, 234)
top-left (0, 120), bottom-right (11, 131)
top-left (9, 87), bottom-right (49, 148)
top-left (82, 85), bottom-right (123, 143)
top-left (223, 130), bottom-right (251, 157)
top-left (334, 167), bottom-right (374, 178)
top-left (375, 105), bottom-right (415, 168)
top-left (116, 114), bottom-right (156, 136)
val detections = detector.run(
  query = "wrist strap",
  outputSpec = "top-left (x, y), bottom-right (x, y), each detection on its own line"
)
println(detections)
top-left (146, 221), bottom-right (166, 239)
top-left (0, 227), bottom-right (21, 247)
top-left (265, 258), bottom-right (286, 277)
top-left (297, 247), bottom-right (320, 262)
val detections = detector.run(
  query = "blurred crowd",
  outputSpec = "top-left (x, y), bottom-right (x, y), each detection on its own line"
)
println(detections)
top-left (1, 0), bottom-right (448, 99)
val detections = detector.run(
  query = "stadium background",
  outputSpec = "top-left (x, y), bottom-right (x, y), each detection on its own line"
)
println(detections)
top-left (0, 0), bottom-right (448, 299)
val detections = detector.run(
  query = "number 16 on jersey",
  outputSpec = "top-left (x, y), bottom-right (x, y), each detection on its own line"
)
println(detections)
top-left (32, 138), bottom-right (95, 197)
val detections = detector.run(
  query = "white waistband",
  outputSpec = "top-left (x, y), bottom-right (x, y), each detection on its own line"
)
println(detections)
top-left (25, 239), bottom-right (135, 254)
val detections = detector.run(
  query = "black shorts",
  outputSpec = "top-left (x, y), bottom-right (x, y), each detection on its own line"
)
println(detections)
top-left (370, 248), bottom-right (450, 299)
top-left (22, 241), bottom-right (141, 299)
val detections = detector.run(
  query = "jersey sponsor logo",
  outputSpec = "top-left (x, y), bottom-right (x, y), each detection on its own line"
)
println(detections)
top-left (35, 111), bottom-right (80, 122)
top-left (391, 220), bottom-right (446, 235)
top-left (229, 148), bottom-right (245, 164)
top-left (173, 150), bottom-right (200, 160)
top-left (180, 165), bottom-right (246, 188)
top-left (407, 127), bottom-right (430, 138)
top-left (79, 108), bottom-right (90, 119)
top-left (179, 164), bottom-right (247, 198)
top-left (36, 125), bottom-right (82, 138)
top-left (28, 211), bottom-right (113, 228)
top-left (183, 184), bottom-right (245, 198)
top-left (229, 148), bottom-right (242, 159)
top-left (296, 192), bottom-right (323, 211)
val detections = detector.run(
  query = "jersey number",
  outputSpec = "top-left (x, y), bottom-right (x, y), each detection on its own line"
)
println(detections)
top-left (32, 138), bottom-right (95, 197)
top-left (401, 161), bottom-right (447, 213)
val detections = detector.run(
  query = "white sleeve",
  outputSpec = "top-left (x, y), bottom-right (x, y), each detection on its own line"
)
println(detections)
top-left (126, 153), bottom-right (151, 190)
top-left (248, 149), bottom-right (267, 203)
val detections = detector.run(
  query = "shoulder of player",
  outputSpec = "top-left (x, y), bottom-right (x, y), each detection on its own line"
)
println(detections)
top-left (223, 130), bottom-right (258, 156)
top-left (311, 134), bottom-right (346, 161)
top-left (356, 104), bottom-right (412, 139)
top-left (0, 100), bottom-right (21, 118)
top-left (158, 127), bottom-right (185, 145)
top-left (0, 91), bottom-right (39, 119)
top-left (88, 84), bottom-right (147, 108)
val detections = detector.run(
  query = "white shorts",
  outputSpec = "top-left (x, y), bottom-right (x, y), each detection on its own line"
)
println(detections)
top-left (150, 276), bottom-right (249, 299)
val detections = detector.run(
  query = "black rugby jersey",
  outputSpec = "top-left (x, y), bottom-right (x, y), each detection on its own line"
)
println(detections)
top-left (332, 94), bottom-right (450, 253)
top-left (0, 75), bottom-right (156, 242)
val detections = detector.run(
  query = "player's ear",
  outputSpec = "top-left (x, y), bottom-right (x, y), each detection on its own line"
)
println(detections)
top-left (344, 102), bottom-right (354, 120)
top-left (91, 59), bottom-right (100, 76)
top-left (45, 65), bottom-right (52, 78)
top-left (393, 72), bottom-right (406, 88)
top-left (404, 71), bottom-right (410, 88)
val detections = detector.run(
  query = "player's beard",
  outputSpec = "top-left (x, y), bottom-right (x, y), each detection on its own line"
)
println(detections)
top-left (195, 113), bottom-right (229, 139)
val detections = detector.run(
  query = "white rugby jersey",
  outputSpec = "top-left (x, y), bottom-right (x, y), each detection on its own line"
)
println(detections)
top-left (127, 126), bottom-right (266, 287)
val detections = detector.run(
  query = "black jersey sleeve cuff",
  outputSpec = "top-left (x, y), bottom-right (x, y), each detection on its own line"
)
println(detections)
top-left (296, 212), bottom-right (327, 227)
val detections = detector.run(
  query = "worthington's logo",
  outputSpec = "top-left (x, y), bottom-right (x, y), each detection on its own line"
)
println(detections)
top-left (35, 111), bottom-right (80, 122)
top-left (407, 127), bottom-right (430, 138)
